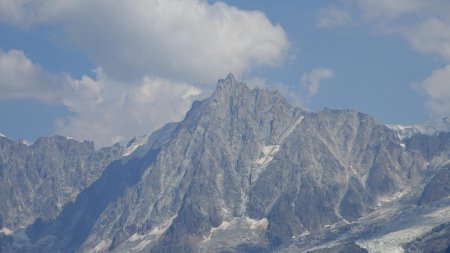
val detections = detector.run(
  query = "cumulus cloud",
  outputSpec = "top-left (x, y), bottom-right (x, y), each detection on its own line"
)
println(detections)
top-left (404, 18), bottom-right (450, 61)
top-left (0, 0), bottom-right (288, 84)
top-left (318, 1), bottom-right (450, 118)
top-left (0, 0), bottom-right (289, 146)
top-left (56, 73), bottom-right (201, 146)
top-left (300, 68), bottom-right (334, 97)
top-left (317, 0), bottom-right (426, 26)
top-left (355, 0), bottom-right (425, 20)
top-left (317, 6), bottom-right (352, 28)
top-left (0, 49), bottom-right (201, 147)
top-left (420, 65), bottom-right (450, 116)
top-left (0, 49), bottom-right (67, 102)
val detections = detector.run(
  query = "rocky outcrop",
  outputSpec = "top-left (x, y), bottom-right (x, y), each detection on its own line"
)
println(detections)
top-left (419, 167), bottom-right (450, 205)
top-left (0, 136), bottom-right (122, 230)
top-left (405, 223), bottom-right (450, 253)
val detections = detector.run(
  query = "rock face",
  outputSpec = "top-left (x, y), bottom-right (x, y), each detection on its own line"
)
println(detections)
top-left (0, 136), bottom-right (122, 230)
top-left (419, 167), bottom-right (450, 205)
top-left (2, 74), bottom-right (450, 253)
top-left (405, 222), bottom-right (450, 253)
top-left (247, 108), bottom-right (428, 246)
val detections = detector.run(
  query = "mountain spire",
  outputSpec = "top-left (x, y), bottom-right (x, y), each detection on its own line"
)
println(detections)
top-left (214, 73), bottom-right (248, 95)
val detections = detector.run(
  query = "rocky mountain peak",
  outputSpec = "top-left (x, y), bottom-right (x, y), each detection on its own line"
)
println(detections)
top-left (210, 74), bottom-right (296, 111)
top-left (2, 75), bottom-right (450, 253)
top-left (214, 73), bottom-right (248, 96)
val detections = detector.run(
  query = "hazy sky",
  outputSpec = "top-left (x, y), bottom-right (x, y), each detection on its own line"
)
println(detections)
top-left (1, 0), bottom-right (449, 146)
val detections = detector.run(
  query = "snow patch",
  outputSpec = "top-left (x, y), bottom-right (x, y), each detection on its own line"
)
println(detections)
top-left (8, 139), bottom-right (33, 146)
top-left (149, 215), bottom-right (177, 236)
top-left (128, 233), bottom-right (142, 242)
top-left (244, 217), bottom-right (268, 230)
top-left (132, 238), bottom-right (152, 252)
top-left (0, 133), bottom-right (6, 138)
top-left (324, 223), bottom-right (337, 229)
top-left (121, 215), bottom-right (177, 252)
top-left (250, 116), bottom-right (304, 184)
top-left (210, 218), bottom-right (235, 234)
top-left (254, 145), bottom-right (280, 167)
top-left (425, 204), bottom-right (450, 219)
top-left (251, 145), bottom-right (280, 184)
top-left (441, 159), bottom-right (450, 167)
top-left (280, 116), bottom-right (304, 142)
top-left (300, 230), bottom-right (310, 237)
top-left (122, 123), bottom-right (177, 162)
top-left (377, 191), bottom-right (408, 206)
top-left (0, 227), bottom-right (13, 235)
top-left (387, 117), bottom-right (450, 140)
top-left (203, 217), bottom-right (268, 242)
top-left (65, 136), bottom-right (81, 142)
top-left (123, 135), bottom-right (149, 157)
top-left (87, 240), bottom-right (109, 253)
top-left (357, 226), bottom-right (433, 253)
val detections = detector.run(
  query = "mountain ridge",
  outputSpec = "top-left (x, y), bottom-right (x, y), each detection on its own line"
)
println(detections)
top-left (1, 75), bottom-right (450, 253)
top-left (0, 135), bottom-right (123, 231)
top-left (388, 117), bottom-right (450, 140)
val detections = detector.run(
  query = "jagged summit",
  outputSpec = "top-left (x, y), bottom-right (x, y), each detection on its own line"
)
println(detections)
top-left (214, 73), bottom-right (248, 95)
top-left (211, 73), bottom-right (296, 114)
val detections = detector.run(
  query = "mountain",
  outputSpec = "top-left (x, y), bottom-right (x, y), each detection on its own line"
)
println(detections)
top-left (388, 117), bottom-right (450, 140)
top-left (1, 74), bottom-right (450, 252)
top-left (0, 135), bottom-right (123, 231)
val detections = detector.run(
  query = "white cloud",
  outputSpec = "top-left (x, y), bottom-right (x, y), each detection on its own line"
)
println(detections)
top-left (323, 1), bottom-right (450, 55)
top-left (242, 76), bottom-right (269, 89)
top-left (420, 64), bottom-right (450, 116)
top-left (404, 18), bottom-right (450, 61)
top-left (317, 0), bottom-right (427, 25)
top-left (317, 6), bottom-right (352, 28)
top-left (0, 49), bottom-right (201, 147)
top-left (0, 49), bottom-right (67, 102)
top-left (0, 0), bottom-right (289, 146)
top-left (318, 1), bottom-right (450, 118)
top-left (56, 73), bottom-right (201, 147)
top-left (0, 0), bottom-right (288, 84)
top-left (356, 0), bottom-right (425, 20)
top-left (300, 68), bottom-right (334, 97)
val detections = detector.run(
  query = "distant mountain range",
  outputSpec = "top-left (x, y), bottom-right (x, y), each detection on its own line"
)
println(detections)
top-left (1, 74), bottom-right (449, 253)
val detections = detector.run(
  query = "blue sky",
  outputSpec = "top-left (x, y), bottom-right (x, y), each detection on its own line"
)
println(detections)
top-left (1, 0), bottom-right (449, 146)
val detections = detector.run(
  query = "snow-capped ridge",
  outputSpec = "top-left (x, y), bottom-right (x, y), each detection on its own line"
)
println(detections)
top-left (0, 227), bottom-right (13, 235)
top-left (65, 136), bottom-right (82, 142)
top-left (123, 135), bottom-right (149, 157)
top-left (121, 122), bottom-right (178, 160)
top-left (387, 117), bottom-right (450, 140)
